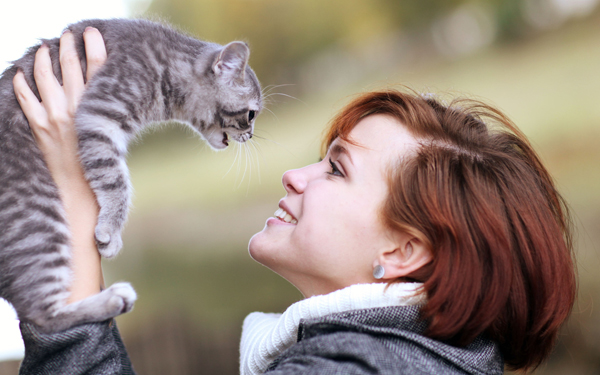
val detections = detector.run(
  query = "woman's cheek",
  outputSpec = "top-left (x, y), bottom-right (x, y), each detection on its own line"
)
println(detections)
top-left (292, 222), bottom-right (322, 251)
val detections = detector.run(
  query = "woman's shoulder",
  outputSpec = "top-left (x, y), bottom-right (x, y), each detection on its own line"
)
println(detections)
top-left (266, 305), bottom-right (503, 375)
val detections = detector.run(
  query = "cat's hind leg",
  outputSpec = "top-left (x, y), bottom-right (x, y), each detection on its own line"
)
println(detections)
top-left (3, 196), bottom-right (137, 333)
top-left (33, 282), bottom-right (137, 334)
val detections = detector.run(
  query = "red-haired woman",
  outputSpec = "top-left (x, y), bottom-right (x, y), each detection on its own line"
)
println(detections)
top-left (14, 30), bottom-right (575, 374)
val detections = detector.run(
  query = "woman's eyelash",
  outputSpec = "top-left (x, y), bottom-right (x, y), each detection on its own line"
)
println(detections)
top-left (327, 158), bottom-right (344, 177)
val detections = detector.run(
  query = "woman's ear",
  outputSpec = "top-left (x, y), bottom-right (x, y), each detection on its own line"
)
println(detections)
top-left (373, 238), bottom-right (432, 280)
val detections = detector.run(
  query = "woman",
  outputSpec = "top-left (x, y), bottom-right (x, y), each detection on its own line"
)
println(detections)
top-left (13, 30), bottom-right (575, 374)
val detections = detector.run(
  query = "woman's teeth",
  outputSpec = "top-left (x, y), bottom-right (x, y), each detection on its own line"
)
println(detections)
top-left (274, 208), bottom-right (297, 224)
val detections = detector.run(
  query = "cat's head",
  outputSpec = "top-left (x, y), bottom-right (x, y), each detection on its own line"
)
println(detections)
top-left (196, 42), bottom-right (262, 150)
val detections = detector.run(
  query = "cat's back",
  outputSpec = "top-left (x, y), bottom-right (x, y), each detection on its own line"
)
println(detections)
top-left (70, 19), bottom-right (211, 66)
top-left (0, 18), bottom-right (211, 141)
top-left (0, 18), bottom-right (210, 94)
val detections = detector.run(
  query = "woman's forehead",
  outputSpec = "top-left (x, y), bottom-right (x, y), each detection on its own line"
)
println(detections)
top-left (335, 115), bottom-right (419, 156)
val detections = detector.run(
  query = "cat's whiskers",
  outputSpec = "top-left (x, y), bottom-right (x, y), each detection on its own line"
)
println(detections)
top-left (248, 135), bottom-right (267, 163)
top-left (238, 141), bottom-right (251, 190)
top-left (233, 140), bottom-right (245, 188)
top-left (228, 137), bottom-right (265, 193)
top-left (261, 83), bottom-right (295, 97)
top-left (248, 138), bottom-right (262, 185)
top-left (263, 92), bottom-right (304, 106)
top-left (251, 131), bottom-right (295, 157)
top-left (260, 106), bottom-right (278, 121)
top-left (236, 141), bottom-right (244, 186)
top-left (223, 141), bottom-right (241, 179)
top-left (246, 143), bottom-right (254, 194)
top-left (233, 141), bottom-right (248, 188)
top-left (260, 84), bottom-right (303, 122)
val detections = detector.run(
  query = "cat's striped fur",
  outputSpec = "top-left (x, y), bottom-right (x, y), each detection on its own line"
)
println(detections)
top-left (0, 18), bottom-right (262, 333)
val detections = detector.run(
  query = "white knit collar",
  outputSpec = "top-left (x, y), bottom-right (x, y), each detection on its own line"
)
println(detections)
top-left (239, 282), bottom-right (425, 375)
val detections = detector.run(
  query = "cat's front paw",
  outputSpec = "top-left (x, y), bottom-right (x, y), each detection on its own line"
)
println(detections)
top-left (105, 282), bottom-right (137, 315)
top-left (95, 224), bottom-right (123, 258)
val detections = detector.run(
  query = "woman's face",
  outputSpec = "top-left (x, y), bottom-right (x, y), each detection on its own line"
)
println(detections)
top-left (249, 114), bottom-right (422, 297)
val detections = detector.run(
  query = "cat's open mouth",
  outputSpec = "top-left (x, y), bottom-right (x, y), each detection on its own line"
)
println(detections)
top-left (220, 130), bottom-right (252, 147)
top-left (222, 132), bottom-right (229, 146)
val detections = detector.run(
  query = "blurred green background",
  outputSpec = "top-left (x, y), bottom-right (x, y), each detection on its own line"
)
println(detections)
top-left (5, 0), bottom-right (600, 373)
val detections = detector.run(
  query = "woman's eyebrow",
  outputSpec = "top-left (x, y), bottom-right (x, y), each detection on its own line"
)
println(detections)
top-left (330, 143), bottom-right (354, 166)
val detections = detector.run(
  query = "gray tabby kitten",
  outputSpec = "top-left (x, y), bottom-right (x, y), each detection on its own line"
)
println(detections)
top-left (0, 18), bottom-right (262, 333)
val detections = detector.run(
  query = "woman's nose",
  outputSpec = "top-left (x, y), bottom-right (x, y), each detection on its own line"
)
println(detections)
top-left (282, 167), bottom-right (308, 194)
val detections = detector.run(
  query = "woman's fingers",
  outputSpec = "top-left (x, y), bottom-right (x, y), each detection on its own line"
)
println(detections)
top-left (83, 27), bottom-right (107, 82)
top-left (33, 44), bottom-right (69, 127)
top-left (13, 70), bottom-right (48, 131)
top-left (16, 27), bottom-right (106, 154)
top-left (60, 30), bottom-right (85, 114)
top-left (33, 45), bottom-right (63, 104)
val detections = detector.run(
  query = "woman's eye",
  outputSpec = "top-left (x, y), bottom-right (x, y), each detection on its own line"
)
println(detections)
top-left (248, 110), bottom-right (256, 121)
top-left (327, 158), bottom-right (344, 177)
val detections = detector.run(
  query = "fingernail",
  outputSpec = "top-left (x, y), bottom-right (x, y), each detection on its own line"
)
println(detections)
top-left (62, 28), bottom-right (72, 35)
top-left (85, 26), bottom-right (96, 33)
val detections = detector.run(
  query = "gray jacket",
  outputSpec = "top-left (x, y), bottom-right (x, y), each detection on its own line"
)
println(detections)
top-left (18, 305), bottom-right (503, 374)
top-left (19, 320), bottom-right (134, 375)
top-left (265, 305), bottom-right (504, 374)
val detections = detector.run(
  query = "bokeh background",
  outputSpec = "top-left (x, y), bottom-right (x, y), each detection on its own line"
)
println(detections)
top-left (1, 0), bottom-right (599, 374)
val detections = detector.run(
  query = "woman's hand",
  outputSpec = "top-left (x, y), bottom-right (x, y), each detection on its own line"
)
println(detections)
top-left (13, 28), bottom-right (108, 303)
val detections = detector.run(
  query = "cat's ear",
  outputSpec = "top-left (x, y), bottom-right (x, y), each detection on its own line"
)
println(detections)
top-left (212, 42), bottom-right (249, 83)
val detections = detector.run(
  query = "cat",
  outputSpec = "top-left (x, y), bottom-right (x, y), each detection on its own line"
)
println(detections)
top-left (0, 18), bottom-right (262, 333)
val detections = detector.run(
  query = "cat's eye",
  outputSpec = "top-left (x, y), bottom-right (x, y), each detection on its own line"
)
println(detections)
top-left (248, 110), bottom-right (256, 122)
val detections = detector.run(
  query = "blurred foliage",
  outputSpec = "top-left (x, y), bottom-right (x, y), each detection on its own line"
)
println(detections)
top-left (144, 0), bottom-right (597, 89)
top-left (145, 0), bottom-right (501, 87)
top-left (147, 0), bottom-right (400, 87)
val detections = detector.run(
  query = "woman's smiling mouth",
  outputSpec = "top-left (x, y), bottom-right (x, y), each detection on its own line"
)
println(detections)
top-left (274, 208), bottom-right (297, 224)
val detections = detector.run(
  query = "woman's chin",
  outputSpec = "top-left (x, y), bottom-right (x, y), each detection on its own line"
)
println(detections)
top-left (248, 229), bottom-right (271, 263)
top-left (248, 230), bottom-right (286, 270)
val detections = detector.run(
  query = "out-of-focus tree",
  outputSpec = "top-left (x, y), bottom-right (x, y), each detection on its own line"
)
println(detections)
top-left (147, 0), bottom-right (403, 87)
top-left (145, 0), bottom-right (598, 89)
top-left (380, 0), bottom-right (524, 38)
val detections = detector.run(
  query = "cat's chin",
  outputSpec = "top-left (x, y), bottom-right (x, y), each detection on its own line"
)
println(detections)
top-left (203, 131), bottom-right (230, 150)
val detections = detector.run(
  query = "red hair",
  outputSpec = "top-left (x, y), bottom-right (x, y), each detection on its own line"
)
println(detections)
top-left (322, 89), bottom-right (576, 371)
